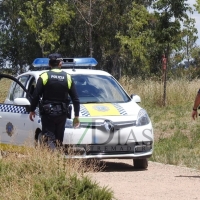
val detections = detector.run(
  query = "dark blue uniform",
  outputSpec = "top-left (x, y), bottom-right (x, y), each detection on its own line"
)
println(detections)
top-left (31, 68), bottom-right (80, 149)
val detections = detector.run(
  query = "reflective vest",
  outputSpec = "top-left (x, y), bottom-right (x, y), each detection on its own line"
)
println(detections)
top-left (40, 69), bottom-right (72, 103)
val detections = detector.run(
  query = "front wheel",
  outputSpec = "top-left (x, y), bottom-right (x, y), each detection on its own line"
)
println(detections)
top-left (133, 158), bottom-right (148, 170)
top-left (36, 132), bottom-right (46, 148)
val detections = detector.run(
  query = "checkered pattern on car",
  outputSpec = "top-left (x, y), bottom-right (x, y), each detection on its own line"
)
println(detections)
top-left (80, 105), bottom-right (90, 116)
top-left (113, 103), bottom-right (127, 115)
top-left (0, 104), bottom-right (28, 114)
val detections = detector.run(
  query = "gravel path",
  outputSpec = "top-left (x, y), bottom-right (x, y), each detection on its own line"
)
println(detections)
top-left (90, 159), bottom-right (200, 200)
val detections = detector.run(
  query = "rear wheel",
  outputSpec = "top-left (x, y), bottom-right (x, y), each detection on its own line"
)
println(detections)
top-left (37, 132), bottom-right (46, 147)
top-left (133, 158), bottom-right (148, 169)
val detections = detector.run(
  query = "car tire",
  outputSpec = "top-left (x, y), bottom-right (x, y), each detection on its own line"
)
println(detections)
top-left (133, 158), bottom-right (148, 169)
top-left (37, 132), bottom-right (46, 147)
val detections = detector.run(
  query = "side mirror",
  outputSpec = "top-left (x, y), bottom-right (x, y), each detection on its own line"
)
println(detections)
top-left (130, 94), bottom-right (141, 103)
top-left (13, 98), bottom-right (31, 112)
top-left (13, 98), bottom-right (30, 106)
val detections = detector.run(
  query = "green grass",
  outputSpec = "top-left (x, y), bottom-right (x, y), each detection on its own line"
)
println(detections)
top-left (120, 76), bottom-right (200, 170)
top-left (151, 125), bottom-right (200, 168)
top-left (0, 147), bottom-right (113, 200)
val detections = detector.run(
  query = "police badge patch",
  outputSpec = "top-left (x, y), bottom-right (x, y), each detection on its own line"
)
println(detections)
top-left (93, 105), bottom-right (109, 112)
top-left (6, 122), bottom-right (14, 137)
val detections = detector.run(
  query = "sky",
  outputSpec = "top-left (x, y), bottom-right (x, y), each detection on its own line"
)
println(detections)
top-left (188, 0), bottom-right (200, 45)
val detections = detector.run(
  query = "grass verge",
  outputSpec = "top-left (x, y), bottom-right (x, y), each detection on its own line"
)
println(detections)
top-left (0, 146), bottom-right (113, 200)
top-left (120, 76), bottom-right (200, 170)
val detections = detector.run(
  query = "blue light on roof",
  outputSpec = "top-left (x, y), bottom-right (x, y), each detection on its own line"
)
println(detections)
top-left (33, 58), bottom-right (49, 66)
top-left (73, 58), bottom-right (98, 67)
top-left (32, 57), bottom-right (98, 68)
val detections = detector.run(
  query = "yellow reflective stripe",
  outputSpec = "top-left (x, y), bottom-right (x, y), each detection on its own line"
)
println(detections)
top-left (40, 72), bottom-right (48, 85)
top-left (67, 74), bottom-right (72, 89)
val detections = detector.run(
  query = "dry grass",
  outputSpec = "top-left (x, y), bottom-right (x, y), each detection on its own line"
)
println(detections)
top-left (0, 78), bottom-right (12, 103)
top-left (119, 76), bottom-right (200, 107)
top-left (0, 144), bottom-right (104, 173)
top-left (120, 76), bottom-right (200, 140)
top-left (0, 145), bottom-right (106, 200)
top-left (118, 76), bottom-right (200, 169)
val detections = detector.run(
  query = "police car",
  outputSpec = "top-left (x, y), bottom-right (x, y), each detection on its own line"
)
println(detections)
top-left (0, 57), bottom-right (154, 169)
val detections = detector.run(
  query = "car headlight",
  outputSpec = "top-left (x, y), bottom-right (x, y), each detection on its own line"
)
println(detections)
top-left (136, 109), bottom-right (150, 126)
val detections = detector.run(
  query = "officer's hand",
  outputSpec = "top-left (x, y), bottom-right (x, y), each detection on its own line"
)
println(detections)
top-left (29, 111), bottom-right (35, 121)
top-left (73, 117), bottom-right (80, 128)
top-left (192, 110), bottom-right (198, 120)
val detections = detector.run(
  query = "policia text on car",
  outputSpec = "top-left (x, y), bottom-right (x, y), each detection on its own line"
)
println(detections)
top-left (29, 53), bottom-right (80, 150)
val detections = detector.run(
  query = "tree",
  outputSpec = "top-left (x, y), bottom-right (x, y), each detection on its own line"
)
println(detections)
top-left (20, 0), bottom-right (74, 57)
top-left (152, 0), bottom-right (190, 105)
top-left (72, 0), bottom-right (104, 57)
top-left (181, 17), bottom-right (198, 68)
top-left (195, 0), bottom-right (200, 14)
top-left (191, 46), bottom-right (200, 68)
top-left (116, 2), bottom-right (157, 78)
top-left (152, 0), bottom-right (190, 55)
top-left (0, 0), bottom-right (40, 74)
top-left (61, 0), bottom-right (136, 79)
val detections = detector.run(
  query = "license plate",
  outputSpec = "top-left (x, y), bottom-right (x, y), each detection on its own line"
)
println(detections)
top-left (135, 145), bottom-right (151, 152)
top-left (87, 144), bottom-right (135, 152)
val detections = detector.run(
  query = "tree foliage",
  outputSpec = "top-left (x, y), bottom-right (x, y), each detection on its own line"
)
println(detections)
top-left (0, 0), bottom-right (199, 78)
top-left (0, 0), bottom-right (38, 73)
top-left (116, 2), bottom-right (154, 77)
top-left (20, 0), bottom-right (74, 56)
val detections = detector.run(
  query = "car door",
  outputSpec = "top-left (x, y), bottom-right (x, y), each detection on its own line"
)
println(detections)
top-left (0, 74), bottom-right (35, 146)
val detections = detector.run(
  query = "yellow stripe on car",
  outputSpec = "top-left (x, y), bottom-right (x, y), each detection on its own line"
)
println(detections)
top-left (83, 103), bottom-right (121, 116)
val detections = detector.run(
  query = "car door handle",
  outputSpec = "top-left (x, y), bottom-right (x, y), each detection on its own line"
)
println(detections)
top-left (0, 116), bottom-right (2, 119)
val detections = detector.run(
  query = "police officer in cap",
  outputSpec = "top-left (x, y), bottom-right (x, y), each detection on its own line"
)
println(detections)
top-left (29, 53), bottom-right (80, 150)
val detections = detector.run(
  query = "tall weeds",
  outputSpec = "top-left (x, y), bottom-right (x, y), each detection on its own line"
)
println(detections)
top-left (0, 146), bottom-right (112, 200)
top-left (0, 78), bottom-right (11, 103)
top-left (120, 76), bottom-right (200, 170)
top-left (120, 76), bottom-right (200, 108)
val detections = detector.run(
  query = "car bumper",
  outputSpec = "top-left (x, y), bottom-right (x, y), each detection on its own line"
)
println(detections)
top-left (63, 143), bottom-right (153, 159)
top-left (64, 150), bottom-right (153, 159)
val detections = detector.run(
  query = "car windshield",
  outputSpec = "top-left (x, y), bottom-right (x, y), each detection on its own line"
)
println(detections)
top-left (72, 74), bottom-right (130, 103)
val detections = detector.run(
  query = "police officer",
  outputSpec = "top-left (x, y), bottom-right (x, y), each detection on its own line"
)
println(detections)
top-left (29, 53), bottom-right (80, 150)
top-left (192, 89), bottom-right (200, 120)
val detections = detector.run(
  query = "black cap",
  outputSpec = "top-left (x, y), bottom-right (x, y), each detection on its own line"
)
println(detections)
top-left (48, 53), bottom-right (63, 61)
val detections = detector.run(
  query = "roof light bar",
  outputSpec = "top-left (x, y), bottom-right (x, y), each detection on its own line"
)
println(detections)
top-left (33, 58), bottom-right (49, 67)
top-left (72, 58), bottom-right (97, 67)
top-left (32, 57), bottom-right (98, 69)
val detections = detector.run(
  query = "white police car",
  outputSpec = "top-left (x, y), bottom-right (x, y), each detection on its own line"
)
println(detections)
top-left (0, 58), bottom-right (153, 169)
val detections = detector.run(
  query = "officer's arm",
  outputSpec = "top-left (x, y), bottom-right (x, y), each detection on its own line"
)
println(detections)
top-left (68, 81), bottom-right (80, 117)
top-left (30, 77), bottom-right (44, 112)
top-left (193, 92), bottom-right (200, 111)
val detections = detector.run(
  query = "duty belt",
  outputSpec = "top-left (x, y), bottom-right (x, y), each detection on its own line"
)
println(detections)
top-left (40, 103), bottom-right (67, 115)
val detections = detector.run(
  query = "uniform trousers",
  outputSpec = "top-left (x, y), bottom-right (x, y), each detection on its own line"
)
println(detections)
top-left (41, 114), bottom-right (67, 149)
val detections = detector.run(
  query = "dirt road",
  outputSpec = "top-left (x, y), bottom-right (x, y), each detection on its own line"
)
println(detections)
top-left (90, 159), bottom-right (200, 200)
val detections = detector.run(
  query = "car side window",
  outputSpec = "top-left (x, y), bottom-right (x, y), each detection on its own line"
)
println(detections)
top-left (11, 75), bottom-right (30, 101)
top-left (7, 81), bottom-right (16, 102)
top-left (27, 77), bottom-right (36, 96)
